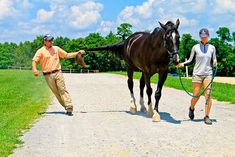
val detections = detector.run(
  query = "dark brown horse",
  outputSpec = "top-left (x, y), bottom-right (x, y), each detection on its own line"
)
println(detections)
top-left (87, 19), bottom-right (180, 122)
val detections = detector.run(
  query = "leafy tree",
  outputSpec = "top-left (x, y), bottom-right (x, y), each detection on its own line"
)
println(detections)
top-left (53, 36), bottom-right (70, 50)
top-left (179, 34), bottom-right (198, 61)
top-left (233, 32), bottom-right (235, 42)
top-left (105, 31), bottom-right (121, 44)
top-left (216, 27), bottom-right (232, 42)
top-left (117, 23), bottom-right (133, 40)
top-left (0, 42), bottom-right (17, 68)
top-left (12, 41), bottom-right (33, 67)
top-left (85, 33), bottom-right (106, 48)
top-left (0, 24), bottom-right (234, 75)
top-left (61, 38), bottom-right (86, 70)
top-left (210, 37), bottom-right (234, 76)
top-left (232, 32), bottom-right (235, 48)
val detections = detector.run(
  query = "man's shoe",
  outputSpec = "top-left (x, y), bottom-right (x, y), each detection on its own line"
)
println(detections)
top-left (66, 111), bottom-right (73, 116)
top-left (204, 116), bottom-right (212, 125)
top-left (189, 107), bottom-right (195, 120)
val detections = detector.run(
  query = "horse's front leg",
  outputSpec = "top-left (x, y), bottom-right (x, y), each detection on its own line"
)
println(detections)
top-left (144, 74), bottom-right (154, 117)
top-left (153, 70), bottom-right (168, 122)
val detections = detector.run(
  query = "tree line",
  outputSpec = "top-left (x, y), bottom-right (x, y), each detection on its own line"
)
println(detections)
top-left (0, 24), bottom-right (234, 76)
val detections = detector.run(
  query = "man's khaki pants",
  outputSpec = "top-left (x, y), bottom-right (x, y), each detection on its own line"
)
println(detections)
top-left (45, 71), bottom-right (73, 112)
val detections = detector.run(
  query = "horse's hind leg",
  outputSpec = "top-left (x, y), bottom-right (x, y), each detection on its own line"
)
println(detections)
top-left (127, 67), bottom-right (137, 113)
top-left (139, 72), bottom-right (147, 112)
top-left (152, 70), bottom-right (168, 122)
top-left (144, 74), bottom-right (154, 117)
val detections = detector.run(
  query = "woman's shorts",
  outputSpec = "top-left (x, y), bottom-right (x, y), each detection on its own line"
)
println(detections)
top-left (192, 75), bottom-right (212, 83)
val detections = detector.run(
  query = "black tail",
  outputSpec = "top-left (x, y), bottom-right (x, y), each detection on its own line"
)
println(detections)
top-left (86, 41), bottom-right (124, 54)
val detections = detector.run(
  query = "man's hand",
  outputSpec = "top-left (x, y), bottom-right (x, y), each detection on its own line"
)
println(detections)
top-left (33, 69), bottom-right (39, 77)
top-left (176, 63), bottom-right (184, 68)
top-left (78, 50), bottom-right (85, 55)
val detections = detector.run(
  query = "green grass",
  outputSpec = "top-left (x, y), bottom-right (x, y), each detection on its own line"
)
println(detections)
top-left (0, 70), bottom-right (51, 157)
top-left (111, 71), bottom-right (235, 104)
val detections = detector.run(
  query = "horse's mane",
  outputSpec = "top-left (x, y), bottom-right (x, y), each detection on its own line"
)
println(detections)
top-left (151, 21), bottom-right (175, 35)
top-left (165, 21), bottom-right (174, 26)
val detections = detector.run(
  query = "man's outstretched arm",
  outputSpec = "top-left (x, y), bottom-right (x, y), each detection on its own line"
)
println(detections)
top-left (32, 60), bottom-right (39, 77)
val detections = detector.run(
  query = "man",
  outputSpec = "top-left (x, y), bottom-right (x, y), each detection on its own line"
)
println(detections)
top-left (32, 34), bottom-right (85, 116)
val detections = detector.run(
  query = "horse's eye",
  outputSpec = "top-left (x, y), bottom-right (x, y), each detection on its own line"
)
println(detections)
top-left (166, 33), bottom-right (171, 38)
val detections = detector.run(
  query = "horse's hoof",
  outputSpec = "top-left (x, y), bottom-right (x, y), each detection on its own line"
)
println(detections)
top-left (140, 106), bottom-right (147, 112)
top-left (147, 105), bottom-right (154, 117)
top-left (152, 111), bottom-right (161, 122)
top-left (130, 107), bottom-right (137, 113)
top-left (130, 101), bottom-right (137, 113)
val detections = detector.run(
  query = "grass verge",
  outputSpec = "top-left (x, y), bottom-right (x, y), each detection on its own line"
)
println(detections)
top-left (111, 71), bottom-right (235, 104)
top-left (0, 70), bottom-right (51, 157)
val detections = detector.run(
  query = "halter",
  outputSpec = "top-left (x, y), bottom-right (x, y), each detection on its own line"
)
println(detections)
top-left (163, 28), bottom-right (179, 59)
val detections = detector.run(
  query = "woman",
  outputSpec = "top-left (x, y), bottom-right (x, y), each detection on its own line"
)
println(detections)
top-left (177, 28), bottom-right (217, 125)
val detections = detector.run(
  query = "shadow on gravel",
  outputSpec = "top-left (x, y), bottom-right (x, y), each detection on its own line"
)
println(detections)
top-left (79, 110), bottom-right (181, 124)
top-left (39, 111), bottom-right (67, 115)
top-left (79, 110), bottom-right (149, 118)
top-left (79, 110), bottom-right (127, 114)
top-left (159, 112), bottom-right (181, 124)
top-left (126, 111), bottom-right (152, 119)
top-left (181, 118), bottom-right (217, 123)
top-left (126, 111), bottom-right (181, 124)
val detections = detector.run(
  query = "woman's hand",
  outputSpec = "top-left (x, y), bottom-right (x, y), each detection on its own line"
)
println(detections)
top-left (213, 60), bottom-right (217, 67)
top-left (176, 63), bottom-right (184, 68)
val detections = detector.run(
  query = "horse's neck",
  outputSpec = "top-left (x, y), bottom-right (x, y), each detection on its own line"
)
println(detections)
top-left (145, 29), bottom-right (169, 64)
top-left (149, 29), bottom-right (166, 53)
top-left (149, 29), bottom-right (163, 46)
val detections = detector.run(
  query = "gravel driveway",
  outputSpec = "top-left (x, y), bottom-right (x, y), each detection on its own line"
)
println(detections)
top-left (11, 73), bottom-right (235, 157)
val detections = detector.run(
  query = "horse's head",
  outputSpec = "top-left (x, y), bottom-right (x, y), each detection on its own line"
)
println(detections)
top-left (159, 19), bottom-right (180, 65)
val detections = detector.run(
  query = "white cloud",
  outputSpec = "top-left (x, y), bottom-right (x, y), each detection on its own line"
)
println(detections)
top-left (31, 25), bottom-right (50, 35)
top-left (116, 0), bottom-right (216, 37)
top-left (213, 0), bottom-right (235, 13)
top-left (21, 0), bottom-right (33, 9)
top-left (135, 0), bottom-right (156, 18)
top-left (0, 0), bottom-right (235, 43)
top-left (117, 0), bottom-right (157, 26)
top-left (15, 0), bottom-right (33, 9)
top-left (0, 0), bottom-right (33, 20)
top-left (69, 1), bottom-right (103, 29)
top-left (33, 9), bottom-right (54, 23)
top-left (0, 0), bottom-right (16, 20)
top-left (173, 0), bottom-right (206, 14)
top-left (96, 21), bottom-right (115, 34)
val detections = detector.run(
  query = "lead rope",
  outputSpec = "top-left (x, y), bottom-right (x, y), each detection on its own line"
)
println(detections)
top-left (177, 65), bottom-right (218, 105)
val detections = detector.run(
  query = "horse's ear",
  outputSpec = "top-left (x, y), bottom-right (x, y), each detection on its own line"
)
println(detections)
top-left (159, 21), bottom-right (167, 30)
top-left (175, 19), bottom-right (180, 29)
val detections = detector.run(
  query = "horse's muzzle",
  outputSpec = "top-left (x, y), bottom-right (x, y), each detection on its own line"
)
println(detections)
top-left (172, 53), bottom-right (179, 65)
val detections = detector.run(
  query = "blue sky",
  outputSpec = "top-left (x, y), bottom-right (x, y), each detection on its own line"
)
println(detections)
top-left (0, 0), bottom-right (234, 43)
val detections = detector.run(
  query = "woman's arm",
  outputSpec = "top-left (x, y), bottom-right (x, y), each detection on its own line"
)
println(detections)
top-left (212, 46), bottom-right (217, 67)
top-left (176, 46), bottom-right (196, 68)
top-left (182, 46), bottom-right (196, 66)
